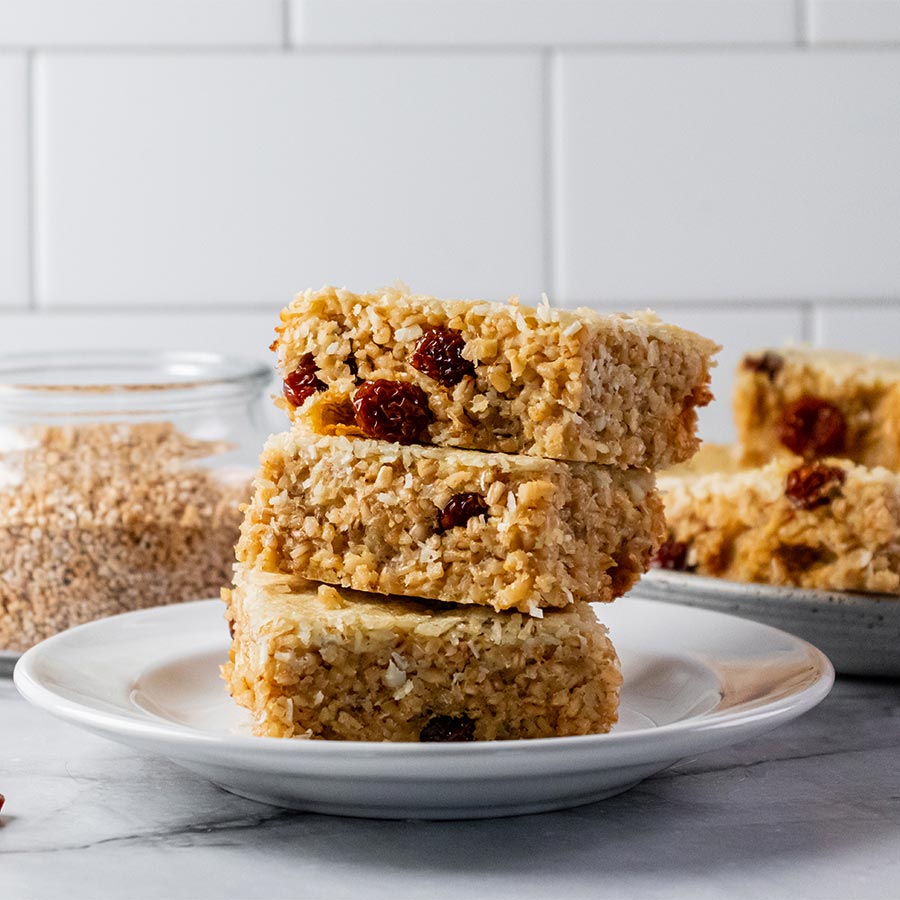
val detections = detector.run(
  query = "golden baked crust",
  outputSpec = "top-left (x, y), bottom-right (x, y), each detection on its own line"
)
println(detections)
top-left (222, 574), bottom-right (622, 741)
top-left (236, 429), bottom-right (665, 614)
top-left (272, 284), bottom-right (718, 467)
top-left (659, 444), bottom-right (900, 594)
top-left (735, 346), bottom-right (900, 469)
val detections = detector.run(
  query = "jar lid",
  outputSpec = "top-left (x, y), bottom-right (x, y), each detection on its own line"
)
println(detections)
top-left (0, 350), bottom-right (272, 418)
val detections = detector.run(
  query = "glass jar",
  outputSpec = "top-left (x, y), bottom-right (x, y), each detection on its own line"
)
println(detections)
top-left (0, 351), bottom-right (271, 655)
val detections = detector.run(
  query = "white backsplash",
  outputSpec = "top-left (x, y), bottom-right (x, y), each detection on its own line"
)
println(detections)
top-left (2, 0), bottom-right (899, 443)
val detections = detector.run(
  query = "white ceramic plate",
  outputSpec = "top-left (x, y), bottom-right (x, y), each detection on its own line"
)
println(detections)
top-left (14, 598), bottom-right (833, 820)
top-left (635, 569), bottom-right (900, 678)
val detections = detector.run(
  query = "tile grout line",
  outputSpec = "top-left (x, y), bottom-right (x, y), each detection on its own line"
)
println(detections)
top-left (801, 301), bottom-right (816, 344)
top-left (5, 42), bottom-right (895, 55)
top-left (795, 0), bottom-right (809, 47)
top-left (282, 0), bottom-right (292, 50)
top-left (7, 305), bottom-right (285, 315)
top-left (25, 50), bottom-right (37, 312)
top-left (540, 48), bottom-right (555, 299)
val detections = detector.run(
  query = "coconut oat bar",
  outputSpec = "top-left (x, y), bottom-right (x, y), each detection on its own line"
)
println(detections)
top-left (222, 575), bottom-right (622, 741)
top-left (236, 429), bottom-right (665, 614)
top-left (657, 445), bottom-right (900, 594)
top-left (735, 347), bottom-right (900, 469)
top-left (272, 285), bottom-right (718, 467)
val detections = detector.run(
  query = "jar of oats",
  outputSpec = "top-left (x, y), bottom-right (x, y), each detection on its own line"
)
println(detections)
top-left (0, 351), bottom-right (271, 654)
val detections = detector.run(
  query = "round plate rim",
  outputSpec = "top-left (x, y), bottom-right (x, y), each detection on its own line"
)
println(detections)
top-left (13, 597), bottom-right (834, 768)
top-left (640, 567), bottom-right (900, 608)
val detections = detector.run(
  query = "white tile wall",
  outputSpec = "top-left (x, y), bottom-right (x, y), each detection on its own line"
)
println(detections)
top-left (0, 0), bottom-right (283, 48)
top-left (291, 0), bottom-right (797, 47)
top-left (0, 53), bottom-right (27, 307)
top-left (809, 0), bottom-right (900, 44)
top-left (2, 5), bottom-right (900, 448)
top-left (814, 304), bottom-right (900, 354)
top-left (35, 53), bottom-right (544, 308)
top-left (556, 52), bottom-right (900, 305)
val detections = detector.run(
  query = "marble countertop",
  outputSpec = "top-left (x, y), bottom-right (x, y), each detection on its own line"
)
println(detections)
top-left (3, 674), bottom-right (899, 900)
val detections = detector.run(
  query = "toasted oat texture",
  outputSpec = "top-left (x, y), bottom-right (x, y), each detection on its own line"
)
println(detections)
top-left (735, 346), bottom-right (900, 469)
top-left (236, 429), bottom-right (664, 613)
top-left (222, 575), bottom-right (622, 741)
top-left (272, 285), bottom-right (718, 466)
top-left (658, 444), bottom-right (900, 594)
top-left (0, 422), bottom-right (249, 652)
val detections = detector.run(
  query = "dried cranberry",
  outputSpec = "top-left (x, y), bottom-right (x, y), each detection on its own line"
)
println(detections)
top-left (652, 538), bottom-right (691, 572)
top-left (420, 714), bottom-right (475, 743)
top-left (779, 396), bottom-right (847, 458)
top-left (410, 326), bottom-right (475, 387)
top-left (283, 354), bottom-right (326, 407)
top-left (743, 352), bottom-right (784, 380)
top-left (438, 492), bottom-right (489, 532)
top-left (0, 793), bottom-right (4, 814)
top-left (352, 380), bottom-right (433, 444)
top-left (775, 544), bottom-right (825, 572)
top-left (785, 462), bottom-right (846, 510)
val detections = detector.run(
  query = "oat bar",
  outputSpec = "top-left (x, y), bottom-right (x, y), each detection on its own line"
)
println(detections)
top-left (272, 284), bottom-right (718, 467)
top-left (735, 347), bottom-right (900, 469)
top-left (222, 575), bottom-right (622, 741)
top-left (657, 444), bottom-right (900, 594)
top-left (236, 429), bottom-right (665, 614)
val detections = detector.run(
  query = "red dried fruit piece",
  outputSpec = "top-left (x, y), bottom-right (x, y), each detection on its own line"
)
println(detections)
top-left (438, 492), bottom-right (489, 532)
top-left (785, 462), bottom-right (846, 510)
top-left (419, 714), bottom-right (476, 743)
top-left (352, 380), bottom-right (433, 445)
top-left (283, 354), bottom-right (326, 408)
top-left (0, 793), bottom-right (4, 814)
top-left (652, 538), bottom-right (691, 572)
top-left (779, 396), bottom-right (847, 458)
top-left (743, 351), bottom-right (783, 380)
top-left (775, 544), bottom-right (827, 572)
top-left (410, 326), bottom-right (475, 387)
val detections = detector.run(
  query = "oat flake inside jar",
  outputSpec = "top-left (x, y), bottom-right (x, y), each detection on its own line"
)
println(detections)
top-left (0, 351), bottom-right (271, 654)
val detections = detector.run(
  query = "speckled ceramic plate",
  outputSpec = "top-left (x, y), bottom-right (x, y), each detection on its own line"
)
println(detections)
top-left (14, 598), bottom-right (832, 820)
top-left (634, 569), bottom-right (900, 677)
top-left (0, 650), bottom-right (17, 678)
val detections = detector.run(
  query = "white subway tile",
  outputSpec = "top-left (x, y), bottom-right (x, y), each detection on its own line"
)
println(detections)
top-left (292, 0), bottom-right (796, 46)
top-left (581, 302), bottom-right (806, 443)
top-left (0, 0), bottom-right (283, 48)
top-left (809, 0), bottom-right (900, 44)
top-left (36, 53), bottom-right (544, 308)
top-left (0, 54), bottom-right (27, 308)
top-left (814, 304), bottom-right (900, 355)
top-left (556, 52), bottom-right (900, 304)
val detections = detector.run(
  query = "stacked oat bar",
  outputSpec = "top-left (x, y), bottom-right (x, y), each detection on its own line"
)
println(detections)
top-left (223, 285), bottom-right (718, 741)
top-left (658, 347), bottom-right (900, 595)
